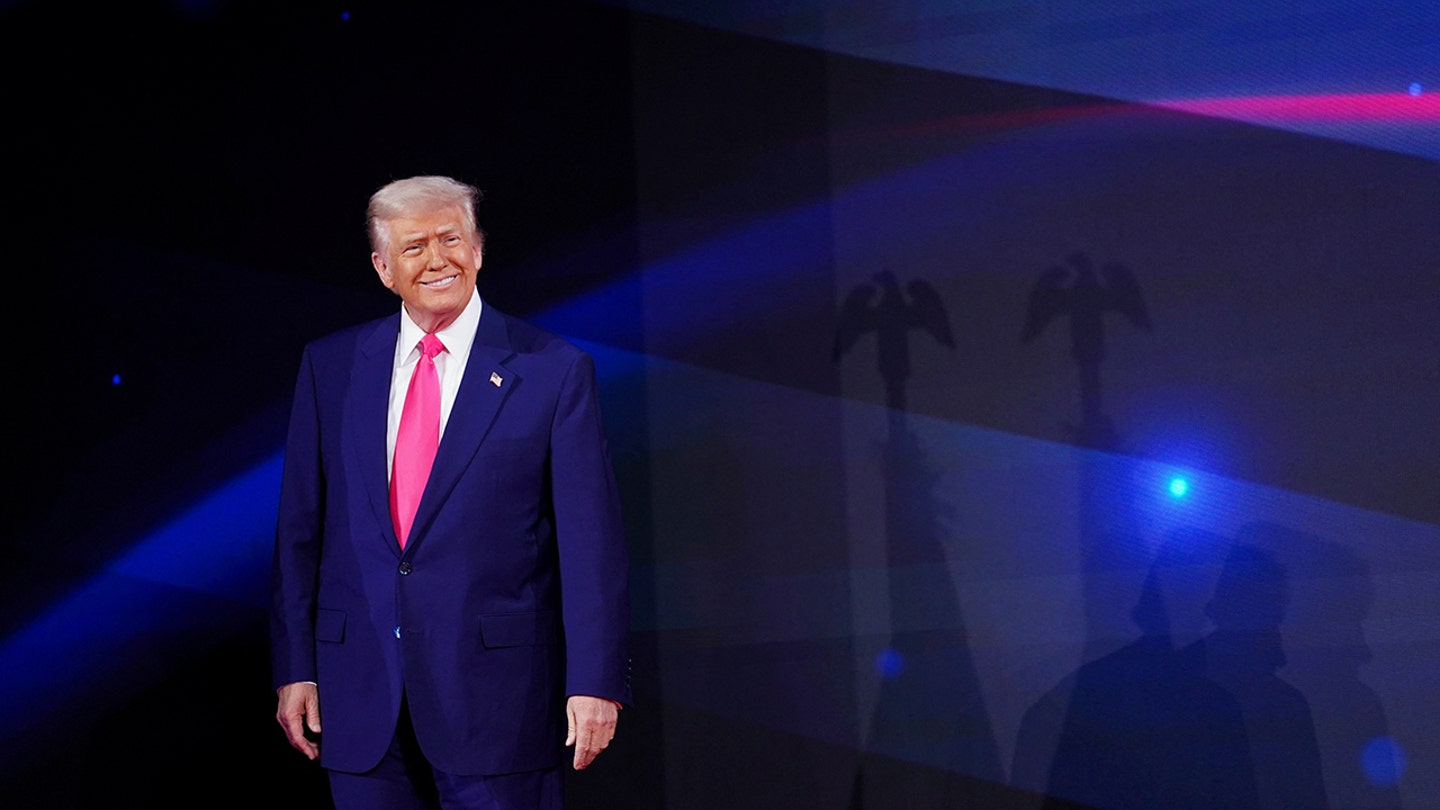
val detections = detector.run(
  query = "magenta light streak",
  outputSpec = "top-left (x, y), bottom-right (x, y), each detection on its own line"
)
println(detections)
top-left (1154, 92), bottom-right (1440, 123)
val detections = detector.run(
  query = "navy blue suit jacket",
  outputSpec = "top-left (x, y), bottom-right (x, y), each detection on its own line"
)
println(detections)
top-left (271, 304), bottom-right (631, 776)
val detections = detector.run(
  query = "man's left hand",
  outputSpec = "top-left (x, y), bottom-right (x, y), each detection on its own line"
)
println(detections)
top-left (565, 695), bottom-right (620, 770)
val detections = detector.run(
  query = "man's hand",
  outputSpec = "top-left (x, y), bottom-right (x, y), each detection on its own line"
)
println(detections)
top-left (276, 681), bottom-right (322, 760)
top-left (565, 695), bottom-right (619, 770)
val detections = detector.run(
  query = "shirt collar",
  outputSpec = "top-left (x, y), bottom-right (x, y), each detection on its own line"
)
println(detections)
top-left (395, 287), bottom-right (483, 364)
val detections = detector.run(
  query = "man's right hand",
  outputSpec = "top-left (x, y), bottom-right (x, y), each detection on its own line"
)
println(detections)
top-left (276, 681), bottom-right (322, 760)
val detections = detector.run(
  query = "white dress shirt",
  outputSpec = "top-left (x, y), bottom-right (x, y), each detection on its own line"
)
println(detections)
top-left (386, 287), bottom-right (483, 480)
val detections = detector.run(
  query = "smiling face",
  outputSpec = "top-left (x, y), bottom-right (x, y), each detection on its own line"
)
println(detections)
top-left (371, 204), bottom-right (482, 333)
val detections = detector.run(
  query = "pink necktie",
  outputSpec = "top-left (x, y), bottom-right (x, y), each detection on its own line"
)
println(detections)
top-left (391, 334), bottom-right (445, 549)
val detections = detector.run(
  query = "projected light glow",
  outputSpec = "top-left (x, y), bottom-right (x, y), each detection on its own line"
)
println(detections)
top-left (606, 0), bottom-right (1440, 161)
top-left (1364, 736), bottom-right (1407, 787)
top-left (0, 451), bottom-right (281, 745)
top-left (876, 648), bottom-right (905, 679)
top-left (1168, 477), bottom-right (1189, 498)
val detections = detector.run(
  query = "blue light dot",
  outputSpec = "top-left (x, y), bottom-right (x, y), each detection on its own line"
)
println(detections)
top-left (876, 648), bottom-right (904, 679)
top-left (341, 10), bottom-right (351, 21)
top-left (1363, 737), bottom-right (1406, 786)
top-left (1168, 477), bottom-right (1189, 498)
top-left (1409, 83), bottom-right (1423, 97)
top-left (111, 374), bottom-right (122, 386)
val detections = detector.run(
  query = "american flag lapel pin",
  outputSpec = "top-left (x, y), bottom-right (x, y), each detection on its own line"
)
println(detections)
top-left (490, 371), bottom-right (504, 388)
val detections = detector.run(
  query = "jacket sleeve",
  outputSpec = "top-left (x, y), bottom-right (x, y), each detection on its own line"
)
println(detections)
top-left (270, 346), bottom-right (325, 690)
top-left (549, 350), bottom-right (632, 705)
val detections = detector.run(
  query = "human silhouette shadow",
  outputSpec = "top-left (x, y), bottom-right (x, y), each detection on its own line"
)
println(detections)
top-left (1234, 522), bottom-right (1399, 810)
top-left (1011, 528), bottom-right (1259, 809)
top-left (1178, 543), bottom-right (1327, 809)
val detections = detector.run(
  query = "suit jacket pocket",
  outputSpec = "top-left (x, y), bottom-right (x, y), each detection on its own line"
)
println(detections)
top-left (480, 610), bottom-right (560, 648)
top-left (316, 608), bottom-right (347, 643)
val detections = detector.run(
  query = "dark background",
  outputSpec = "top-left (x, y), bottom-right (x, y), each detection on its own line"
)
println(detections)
top-left (3, 1), bottom-right (1438, 808)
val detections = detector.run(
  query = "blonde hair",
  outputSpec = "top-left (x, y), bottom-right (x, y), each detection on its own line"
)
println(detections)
top-left (366, 175), bottom-right (484, 253)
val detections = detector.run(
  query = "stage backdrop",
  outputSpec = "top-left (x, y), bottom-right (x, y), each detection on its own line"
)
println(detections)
top-left (2, 2), bottom-right (1437, 809)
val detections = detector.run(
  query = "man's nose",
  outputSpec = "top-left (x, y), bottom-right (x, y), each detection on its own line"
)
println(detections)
top-left (426, 243), bottom-right (447, 268)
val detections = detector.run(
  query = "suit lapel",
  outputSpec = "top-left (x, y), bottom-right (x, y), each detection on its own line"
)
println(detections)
top-left (351, 315), bottom-right (404, 555)
top-left (404, 307), bottom-right (520, 554)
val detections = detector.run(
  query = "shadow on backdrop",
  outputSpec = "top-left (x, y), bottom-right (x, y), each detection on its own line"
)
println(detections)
top-left (1022, 250), bottom-right (1152, 452)
top-left (1237, 522), bottom-right (1400, 810)
top-left (1180, 542), bottom-right (1327, 808)
top-left (836, 272), bottom-right (1030, 807)
top-left (1011, 528), bottom-right (1260, 808)
top-left (835, 269), bottom-right (954, 413)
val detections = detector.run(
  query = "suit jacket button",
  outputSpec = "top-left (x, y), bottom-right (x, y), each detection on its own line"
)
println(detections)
top-left (398, 562), bottom-right (413, 575)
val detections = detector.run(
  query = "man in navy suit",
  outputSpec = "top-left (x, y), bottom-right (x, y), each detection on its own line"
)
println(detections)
top-left (271, 175), bottom-right (631, 808)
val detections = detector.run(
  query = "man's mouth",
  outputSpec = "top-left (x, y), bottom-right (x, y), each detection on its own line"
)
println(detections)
top-left (422, 275), bottom-right (458, 289)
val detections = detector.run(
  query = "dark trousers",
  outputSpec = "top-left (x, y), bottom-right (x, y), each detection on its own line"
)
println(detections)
top-left (327, 697), bottom-right (563, 810)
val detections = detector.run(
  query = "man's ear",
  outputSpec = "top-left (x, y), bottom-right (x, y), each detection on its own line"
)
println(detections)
top-left (371, 252), bottom-right (394, 289)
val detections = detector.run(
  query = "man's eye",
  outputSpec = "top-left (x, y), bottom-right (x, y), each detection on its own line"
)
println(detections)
top-left (404, 245), bottom-right (422, 254)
